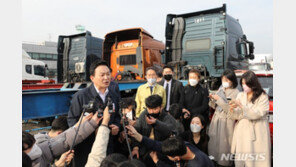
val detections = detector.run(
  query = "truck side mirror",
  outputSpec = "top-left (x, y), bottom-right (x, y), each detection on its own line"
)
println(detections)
top-left (236, 36), bottom-right (255, 60)
top-left (236, 42), bottom-right (247, 58)
top-left (247, 42), bottom-right (255, 60)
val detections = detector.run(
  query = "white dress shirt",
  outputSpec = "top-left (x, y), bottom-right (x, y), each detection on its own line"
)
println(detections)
top-left (94, 86), bottom-right (109, 103)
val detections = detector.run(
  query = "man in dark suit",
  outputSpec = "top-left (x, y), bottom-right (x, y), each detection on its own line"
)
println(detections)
top-left (67, 60), bottom-right (121, 166)
top-left (157, 65), bottom-right (184, 111)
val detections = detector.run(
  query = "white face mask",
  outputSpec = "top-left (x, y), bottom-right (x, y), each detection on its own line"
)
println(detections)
top-left (27, 144), bottom-right (42, 160)
top-left (222, 82), bottom-right (230, 88)
top-left (126, 111), bottom-right (133, 120)
top-left (190, 124), bottom-right (202, 133)
top-left (242, 84), bottom-right (252, 93)
top-left (147, 78), bottom-right (156, 85)
top-left (189, 79), bottom-right (198, 86)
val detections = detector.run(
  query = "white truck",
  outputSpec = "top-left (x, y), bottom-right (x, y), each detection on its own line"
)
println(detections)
top-left (22, 49), bottom-right (48, 80)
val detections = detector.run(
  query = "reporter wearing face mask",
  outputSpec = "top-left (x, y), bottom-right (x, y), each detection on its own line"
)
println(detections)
top-left (229, 71), bottom-right (271, 167)
top-left (208, 69), bottom-right (239, 167)
top-left (178, 115), bottom-right (209, 155)
top-left (182, 69), bottom-right (210, 131)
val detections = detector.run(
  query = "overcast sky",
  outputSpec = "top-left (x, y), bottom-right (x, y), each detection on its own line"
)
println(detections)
top-left (22, 0), bottom-right (272, 54)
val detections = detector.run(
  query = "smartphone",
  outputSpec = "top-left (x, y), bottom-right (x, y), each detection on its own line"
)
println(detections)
top-left (147, 113), bottom-right (152, 119)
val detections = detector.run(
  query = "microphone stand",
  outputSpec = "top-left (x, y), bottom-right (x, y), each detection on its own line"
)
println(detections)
top-left (119, 103), bottom-right (133, 160)
top-left (64, 101), bottom-right (94, 167)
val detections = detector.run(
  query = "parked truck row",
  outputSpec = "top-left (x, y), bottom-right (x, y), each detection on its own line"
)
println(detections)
top-left (23, 4), bottom-right (258, 120)
top-left (55, 4), bottom-right (254, 91)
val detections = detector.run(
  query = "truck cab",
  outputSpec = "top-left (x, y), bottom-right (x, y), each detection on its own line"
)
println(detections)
top-left (57, 31), bottom-right (103, 83)
top-left (103, 28), bottom-right (165, 81)
top-left (165, 4), bottom-right (254, 90)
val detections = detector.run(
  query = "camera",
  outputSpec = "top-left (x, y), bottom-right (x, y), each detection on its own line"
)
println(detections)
top-left (123, 115), bottom-right (129, 126)
top-left (147, 113), bottom-right (152, 119)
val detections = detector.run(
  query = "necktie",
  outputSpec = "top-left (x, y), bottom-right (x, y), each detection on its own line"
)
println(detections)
top-left (150, 86), bottom-right (153, 95)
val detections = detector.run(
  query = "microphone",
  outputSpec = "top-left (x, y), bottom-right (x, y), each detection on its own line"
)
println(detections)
top-left (107, 97), bottom-right (113, 114)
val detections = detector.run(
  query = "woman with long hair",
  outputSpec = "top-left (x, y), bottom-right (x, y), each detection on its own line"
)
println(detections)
top-left (229, 70), bottom-right (271, 167)
top-left (179, 114), bottom-right (209, 155)
top-left (208, 69), bottom-right (240, 167)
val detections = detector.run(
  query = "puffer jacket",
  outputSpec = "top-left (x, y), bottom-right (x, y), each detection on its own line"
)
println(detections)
top-left (31, 119), bottom-right (98, 167)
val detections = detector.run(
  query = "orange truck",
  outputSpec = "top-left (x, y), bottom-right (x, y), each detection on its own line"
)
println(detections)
top-left (102, 27), bottom-right (165, 81)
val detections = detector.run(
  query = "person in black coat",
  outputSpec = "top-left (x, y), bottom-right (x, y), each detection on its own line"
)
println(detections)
top-left (178, 114), bottom-right (209, 155)
top-left (132, 95), bottom-right (177, 166)
top-left (157, 65), bottom-right (184, 111)
top-left (67, 60), bottom-right (121, 167)
top-left (182, 69), bottom-right (209, 131)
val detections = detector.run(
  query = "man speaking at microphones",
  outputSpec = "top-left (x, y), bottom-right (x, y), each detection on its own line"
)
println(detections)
top-left (67, 60), bottom-right (121, 167)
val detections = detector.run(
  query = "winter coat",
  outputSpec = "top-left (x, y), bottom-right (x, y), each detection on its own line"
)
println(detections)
top-left (85, 125), bottom-right (111, 167)
top-left (31, 119), bottom-right (98, 167)
top-left (183, 84), bottom-right (209, 130)
top-left (133, 109), bottom-right (177, 156)
top-left (229, 92), bottom-right (271, 167)
top-left (208, 87), bottom-right (239, 166)
top-left (179, 130), bottom-right (209, 155)
top-left (67, 83), bottom-right (121, 166)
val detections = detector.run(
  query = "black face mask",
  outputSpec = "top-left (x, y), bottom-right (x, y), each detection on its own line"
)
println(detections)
top-left (164, 74), bottom-right (173, 81)
top-left (148, 112), bottom-right (160, 118)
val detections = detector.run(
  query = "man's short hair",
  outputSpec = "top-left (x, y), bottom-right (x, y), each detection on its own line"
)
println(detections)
top-left (163, 65), bottom-right (173, 72)
top-left (100, 160), bottom-right (117, 167)
top-left (162, 136), bottom-right (187, 157)
top-left (121, 98), bottom-right (136, 109)
top-left (89, 59), bottom-right (109, 76)
top-left (169, 103), bottom-right (182, 119)
top-left (156, 70), bottom-right (163, 78)
top-left (51, 116), bottom-right (69, 132)
top-left (188, 69), bottom-right (201, 78)
top-left (101, 153), bottom-right (127, 167)
top-left (117, 159), bottom-right (146, 167)
top-left (145, 95), bottom-right (162, 109)
top-left (145, 66), bottom-right (157, 74)
top-left (22, 131), bottom-right (35, 151)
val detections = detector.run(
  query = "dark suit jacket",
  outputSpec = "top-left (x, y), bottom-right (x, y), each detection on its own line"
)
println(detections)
top-left (67, 83), bottom-right (121, 167)
top-left (158, 79), bottom-right (184, 109)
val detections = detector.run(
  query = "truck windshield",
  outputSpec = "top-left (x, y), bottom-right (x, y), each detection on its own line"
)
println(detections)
top-left (119, 54), bottom-right (136, 65)
top-left (69, 37), bottom-right (86, 71)
top-left (34, 65), bottom-right (45, 77)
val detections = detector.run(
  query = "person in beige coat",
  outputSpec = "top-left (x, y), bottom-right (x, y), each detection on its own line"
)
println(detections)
top-left (85, 106), bottom-right (111, 167)
top-left (208, 69), bottom-right (240, 166)
top-left (229, 71), bottom-right (271, 167)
